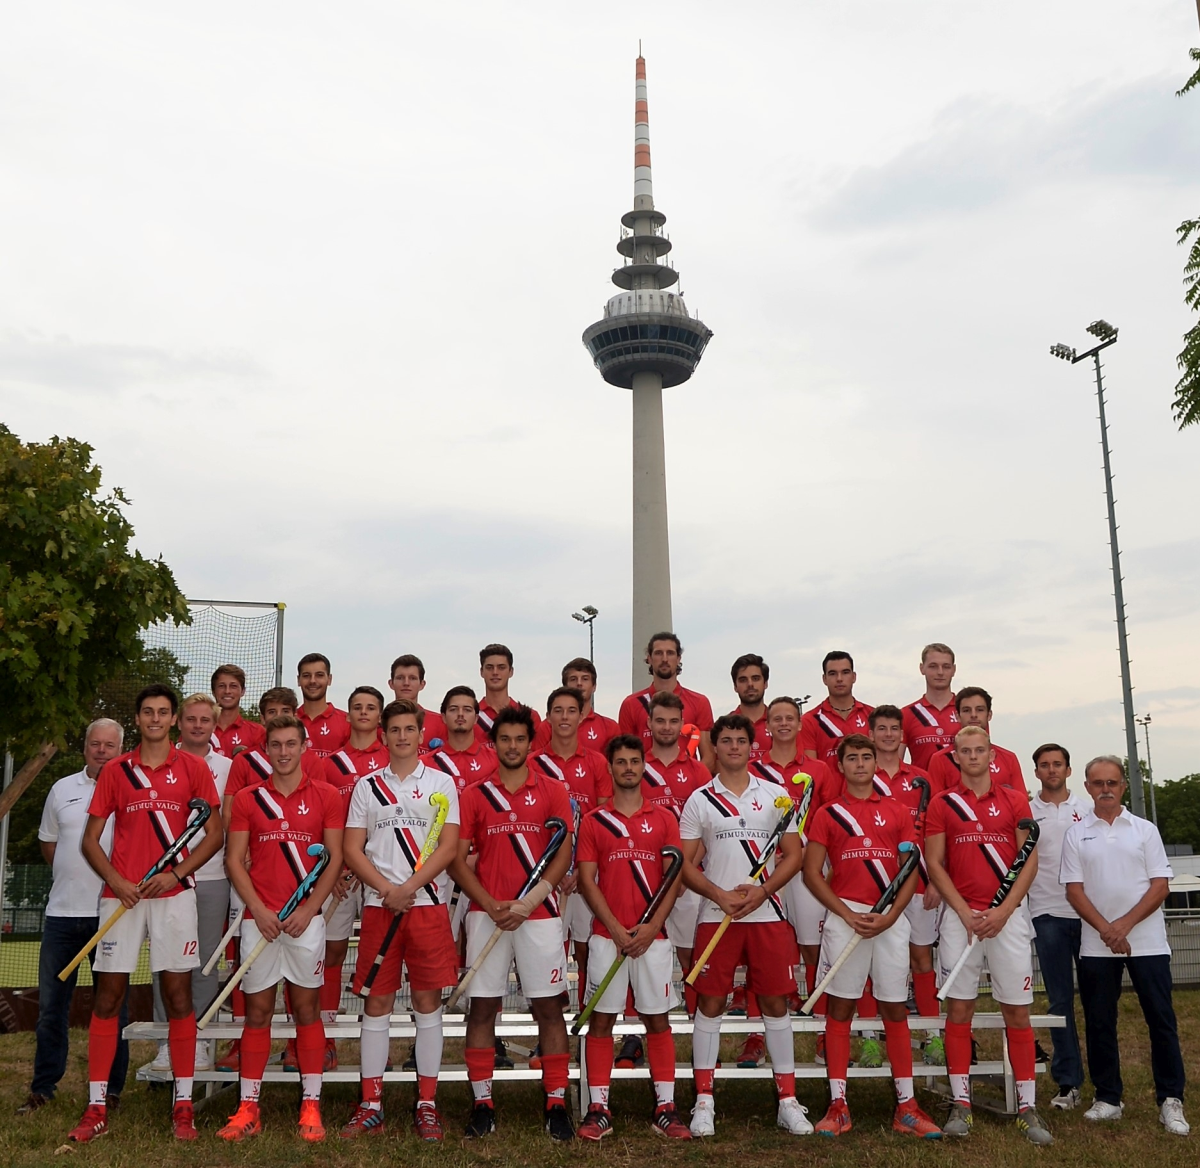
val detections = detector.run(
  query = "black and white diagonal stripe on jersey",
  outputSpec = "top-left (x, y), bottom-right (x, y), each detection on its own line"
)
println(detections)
top-left (477, 708), bottom-right (496, 731)
top-left (909, 703), bottom-right (940, 729)
top-left (872, 775), bottom-right (892, 797)
top-left (736, 837), bottom-right (785, 919)
top-left (125, 762), bottom-right (176, 855)
top-left (253, 786), bottom-right (308, 884)
top-left (531, 754), bottom-right (566, 783)
top-left (638, 692), bottom-right (653, 714)
top-left (700, 787), bottom-right (738, 818)
top-left (366, 773), bottom-right (398, 806)
top-left (479, 781), bottom-right (511, 814)
top-left (245, 750), bottom-right (271, 781)
top-left (593, 809), bottom-right (628, 839)
top-left (641, 761), bottom-right (668, 787)
top-left (815, 710), bottom-right (843, 740)
top-left (593, 810), bottom-right (655, 905)
top-left (944, 792), bottom-right (1009, 883)
top-left (328, 751), bottom-right (355, 776)
top-left (428, 751), bottom-right (460, 778)
top-left (391, 825), bottom-right (440, 904)
top-left (751, 760), bottom-right (785, 784)
top-left (825, 802), bottom-right (867, 838)
top-left (508, 831), bottom-right (559, 917)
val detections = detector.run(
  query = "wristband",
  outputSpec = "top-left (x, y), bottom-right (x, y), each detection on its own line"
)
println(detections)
top-left (174, 870), bottom-right (187, 887)
top-left (510, 879), bottom-right (553, 920)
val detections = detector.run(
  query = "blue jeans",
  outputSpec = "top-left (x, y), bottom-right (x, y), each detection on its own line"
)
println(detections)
top-left (32, 916), bottom-right (129, 1100)
top-left (1032, 914), bottom-right (1083, 1091)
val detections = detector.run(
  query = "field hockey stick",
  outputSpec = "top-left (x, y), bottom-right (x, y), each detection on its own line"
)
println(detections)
top-left (59, 798), bottom-right (212, 981)
top-left (198, 843), bottom-right (330, 1028)
top-left (323, 867), bottom-right (359, 922)
top-left (685, 795), bottom-right (796, 986)
top-left (938, 818), bottom-right (1039, 1001)
top-left (445, 816), bottom-right (569, 1011)
top-left (801, 840), bottom-right (921, 1014)
top-left (203, 905), bottom-right (246, 976)
top-left (572, 846), bottom-right (684, 1034)
top-left (357, 792), bottom-right (452, 997)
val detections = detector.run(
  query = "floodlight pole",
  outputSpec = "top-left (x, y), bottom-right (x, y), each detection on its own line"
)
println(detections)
top-left (1136, 715), bottom-right (1158, 825)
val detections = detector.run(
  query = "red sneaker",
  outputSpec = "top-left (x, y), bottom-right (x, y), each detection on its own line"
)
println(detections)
top-left (67, 1104), bottom-right (108, 1144)
top-left (729, 985), bottom-right (748, 1015)
top-left (413, 1101), bottom-right (444, 1142)
top-left (215, 1039), bottom-right (241, 1072)
top-left (527, 1044), bottom-right (543, 1070)
top-left (283, 1038), bottom-right (299, 1072)
top-left (172, 1101), bottom-right (198, 1141)
top-left (577, 1105), bottom-right (613, 1141)
top-left (814, 1032), bottom-right (827, 1065)
top-left (339, 1103), bottom-right (385, 1139)
top-left (323, 1038), bottom-right (338, 1072)
top-left (893, 1099), bottom-right (943, 1139)
top-left (651, 1105), bottom-right (692, 1139)
top-left (815, 1098), bottom-right (852, 1137)
top-left (299, 1099), bottom-right (326, 1143)
top-left (736, 1033), bottom-right (766, 1068)
top-left (218, 1100), bottom-right (262, 1141)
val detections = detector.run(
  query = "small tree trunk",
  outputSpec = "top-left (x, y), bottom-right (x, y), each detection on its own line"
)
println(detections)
top-left (0, 742), bottom-right (58, 822)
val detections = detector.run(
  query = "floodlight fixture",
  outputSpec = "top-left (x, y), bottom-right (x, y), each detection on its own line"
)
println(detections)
top-left (1050, 343), bottom-right (1077, 362)
top-left (1086, 319), bottom-right (1117, 341)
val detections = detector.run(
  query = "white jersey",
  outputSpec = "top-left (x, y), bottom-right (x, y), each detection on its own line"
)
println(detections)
top-left (194, 749), bottom-right (232, 882)
top-left (346, 760), bottom-right (460, 910)
top-left (679, 773), bottom-right (798, 926)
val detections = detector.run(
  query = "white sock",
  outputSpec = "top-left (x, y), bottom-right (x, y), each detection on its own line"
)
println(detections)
top-left (321, 1009), bottom-right (337, 1026)
top-left (692, 1011), bottom-right (722, 1076)
top-left (471, 1077), bottom-right (492, 1103)
top-left (861, 1028), bottom-right (879, 1040)
top-left (590, 1085), bottom-right (610, 1107)
top-left (830, 1078), bottom-right (847, 1101)
top-left (654, 1079), bottom-right (675, 1107)
top-left (895, 1077), bottom-right (914, 1104)
top-left (950, 1075), bottom-right (971, 1105)
top-left (240, 1076), bottom-right (261, 1102)
top-left (360, 1012), bottom-right (391, 1084)
top-left (1017, 1079), bottom-right (1036, 1110)
top-left (301, 1074), bottom-right (322, 1101)
top-left (762, 1012), bottom-right (795, 1074)
top-left (174, 1078), bottom-right (193, 1104)
top-left (88, 1081), bottom-right (107, 1107)
top-left (413, 1008), bottom-right (444, 1080)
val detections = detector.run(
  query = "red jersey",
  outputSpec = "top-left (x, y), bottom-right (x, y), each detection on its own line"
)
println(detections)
top-left (459, 771), bottom-right (573, 920)
top-left (808, 791), bottom-right (915, 906)
top-left (641, 748), bottom-right (712, 816)
top-left (618, 684), bottom-right (715, 745)
top-left (322, 741), bottom-right (388, 815)
top-left (297, 703), bottom-right (350, 759)
top-left (474, 697), bottom-right (541, 745)
top-left (212, 716), bottom-right (265, 759)
top-left (876, 761), bottom-right (932, 887)
top-left (89, 746), bottom-right (219, 898)
top-left (728, 708), bottom-right (771, 758)
top-left (902, 697), bottom-right (960, 770)
top-left (529, 746), bottom-right (613, 813)
top-left (422, 740), bottom-right (499, 795)
top-left (751, 752), bottom-right (839, 827)
top-left (533, 708), bottom-right (620, 755)
top-left (799, 698), bottom-right (874, 766)
top-left (419, 708), bottom-right (448, 749)
top-left (928, 741), bottom-right (1025, 795)
top-left (225, 747), bottom-right (319, 802)
top-left (925, 779), bottom-right (1033, 911)
top-left (229, 772), bottom-right (344, 915)
top-left (575, 803), bottom-right (683, 938)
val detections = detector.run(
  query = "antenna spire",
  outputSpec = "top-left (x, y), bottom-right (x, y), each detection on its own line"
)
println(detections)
top-left (634, 52), bottom-right (653, 210)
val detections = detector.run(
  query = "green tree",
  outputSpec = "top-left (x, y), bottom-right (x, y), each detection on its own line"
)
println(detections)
top-left (0, 424), bottom-right (188, 823)
top-left (1173, 48), bottom-right (1200, 429)
top-left (1154, 773), bottom-right (1200, 853)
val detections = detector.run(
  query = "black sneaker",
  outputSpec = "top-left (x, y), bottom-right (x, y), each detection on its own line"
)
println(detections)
top-left (970, 1038), bottom-right (980, 1066)
top-left (106, 1093), bottom-right (120, 1113)
top-left (16, 1093), bottom-right (50, 1116)
top-left (494, 1039), bottom-right (514, 1070)
top-left (1034, 1040), bottom-right (1051, 1065)
top-left (545, 1103), bottom-right (575, 1142)
top-left (616, 1035), bottom-right (645, 1068)
top-left (577, 1105), bottom-right (613, 1141)
top-left (464, 1102), bottom-right (496, 1138)
top-left (402, 1043), bottom-right (417, 1072)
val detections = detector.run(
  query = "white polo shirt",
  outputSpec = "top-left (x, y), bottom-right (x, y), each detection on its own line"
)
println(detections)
top-left (679, 773), bottom-right (798, 926)
top-left (193, 748), bottom-right (232, 881)
top-left (1059, 808), bottom-right (1173, 958)
top-left (1026, 789), bottom-right (1085, 919)
top-left (38, 769), bottom-right (113, 917)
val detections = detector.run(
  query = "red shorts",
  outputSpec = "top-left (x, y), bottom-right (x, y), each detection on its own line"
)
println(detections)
top-left (692, 919), bottom-right (799, 997)
top-left (351, 905), bottom-right (458, 996)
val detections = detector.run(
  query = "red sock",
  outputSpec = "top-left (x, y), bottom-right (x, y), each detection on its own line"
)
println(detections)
top-left (683, 982), bottom-right (698, 1017)
top-left (321, 964), bottom-right (343, 1018)
top-left (88, 1014), bottom-right (120, 1089)
top-left (694, 1067), bottom-right (715, 1095)
top-left (645, 1029), bottom-right (675, 1084)
top-left (241, 1024), bottom-right (272, 1082)
top-left (825, 1016), bottom-right (851, 1082)
top-left (858, 982), bottom-right (878, 1019)
top-left (747, 993), bottom-right (762, 1022)
top-left (465, 1047), bottom-right (495, 1103)
top-left (883, 1019), bottom-right (913, 1078)
top-left (168, 1014), bottom-right (197, 1078)
top-left (295, 1020), bottom-right (325, 1075)
top-left (418, 1074), bottom-right (438, 1102)
top-left (541, 1052), bottom-right (570, 1104)
top-left (913, 970), bottom-right (938, 1018)
top-left (1006, 1025), bottom-right (1035, 1083)
top-left (945, 1021), bottom-right (973, 1076)
top-left (231, 986), bottom-right (246, 1021)
top-left (805, 963), bottom-right (817, 997)
top-left (774, 1070), bottom-right (796, 1099)
top-left (585, 1035), bottom-right (614, 1091)
top-left (362, 1075), bottom-right (383, 1104)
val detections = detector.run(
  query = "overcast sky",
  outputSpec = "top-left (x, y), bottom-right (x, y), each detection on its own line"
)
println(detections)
top-left (3, 2), bottom-right (1199, 795)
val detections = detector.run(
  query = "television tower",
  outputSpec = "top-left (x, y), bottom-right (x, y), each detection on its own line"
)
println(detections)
top-left (582, 53), bottom-right (713, 686)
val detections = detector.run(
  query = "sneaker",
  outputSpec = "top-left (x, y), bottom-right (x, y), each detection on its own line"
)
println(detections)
top-left (402, 1043), bottom-right (417, 1072)
top-left (218, 1100), bottom-right (262, 1141)
top-left (893, 1099), bottom-right (942, 1138)
top-left (736, 1032), bottom-right (766, 1068)
top-left (464, 1101), bottom-right (496, 1138)
top-left (690, 1096), bottom-right (715, 1138)
top-left (814, 1032), bottom-right (826, 1065)
top-left (67, 1104), bottom-right (108, 1143)
top-left (777, 1096), bottom-right (814, 1135)
top-left (545, 1103), bottom-right (575, 1141)
top-left (171, 1100), bottom-right (198, 1141)
top-left (1160, 1097), bottom-right (1190, 1136)
top-left (922, 1035), bottom-right (946, 1065)
top-left (414, 1102), bottom-right (444, 1142)
top-left (323, 1038), bottom-right (338, 1072)
top-left (151, 1041), bottom-right (172, 1072)
top-left (1034, 1039), bottom-right (1051, 1064)
top-left (1051, 1086), bottom-right (1081, 1111)
top-left (857, 1037), bottom-right (883, 1068)
top-left (787, 992), bottom-right (804, 1015)
top-left (215, 1039), bottom-right (241, 1072)
top-left (577, 1105), bottom-right (614, 1141)
top-left (283, 1038), bottom-right (299, 1072)
top-left (194, 1039), bottom-right (214, 1072)
top-left (17, 1092), bottom-right (50, 1115)
top-left (527, 1043), bottom-right (543, 1070)
top-left (729, 985), bottom-right (748, 1016)
top-left (340, 1104), bottom-right (385, 1138)
top-left (1084, 1098), bottom-right (1124, 1122)
top-left (943, 1102), bottom-right (973, 1137)
top-left (651, 1105), bottom-right (692, 1139)
top-left (970, 1037), bottom-right (980, 1065)
top-left (616, 1034), bottom-right (645, 1068)
top-left (494, 1039), bottom-right (514, 1069)
top-left (1016, 1107), bottom-right (1053, 1146)
top-left (298, 1098), bottom-right (326, 1143)
top-left (106, 1093), bottom-right (120, 1112)
top-left (814, 1098), bottom-right (851, 1137)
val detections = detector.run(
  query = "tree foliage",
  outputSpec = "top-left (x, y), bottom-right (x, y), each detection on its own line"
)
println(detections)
top-left (1174, 49), bottom-right (1200, 430)
top-left (1154, 773), bottom-right (1200, 853)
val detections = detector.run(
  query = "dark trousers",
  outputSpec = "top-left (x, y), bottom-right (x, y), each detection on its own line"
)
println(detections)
top-left (1077, 953), bottom-right (1186, 1106)
top-left (32, 916), bottom-right (129, 1100)
top-left (1032, 914), bottom-right (1083, 1090)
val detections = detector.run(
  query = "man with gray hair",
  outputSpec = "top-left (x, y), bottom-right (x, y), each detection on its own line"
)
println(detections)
top-left (1061, 755), bottom-right (1188, 1136)
top-left (17, 720), bottom-right (130, 1115)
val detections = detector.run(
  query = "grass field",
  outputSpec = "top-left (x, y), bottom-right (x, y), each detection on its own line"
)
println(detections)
top-left (0, 989), bottom-right (1195, 1168)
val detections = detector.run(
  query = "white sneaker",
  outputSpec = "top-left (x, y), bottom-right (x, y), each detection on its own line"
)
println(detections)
top-left (194, 1039), bottom-right (214, 1071)
top-left (1084, 1099), bottom-right (1124, 1122)
top-left (151, 1041), bottom-right (172, 1072)
top-left (1160, 1097), bottom-right (1190, 1136)
top-left (690, 1096), bottom-right (715, 1138)
top-left (777, 1096), bottom-right (813, 1135)
top-left (1051, 1087), bottom-right (1081, 1111)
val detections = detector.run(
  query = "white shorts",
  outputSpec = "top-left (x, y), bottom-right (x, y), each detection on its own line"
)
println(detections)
top-left (450, 884), bottom-right (470, 943)
top-left (95, 892), bottom-right (200, 974)
top-left (240, 914), bottom-right (327, 993)
top-left (323, 885), bottom-right (362, 943)
top-left (463, 912), bottom-right (566, 1000)
top-left (786, 876), bottom-right (828, 947)
top-left (665, 887), bottom-right (702, 948)
top-left (563, 891), bottom-right (593, 945)
top-left (228, 886), bottom-right (245, 927)
top-left (585, 935), bottom-right (678, 1016)
top-left (816, 900), bottom-right (911, 1002)
top-left (938, 906), bottom-right (1034, 1005)
top-left (904, 896), bottom-right (940, 947)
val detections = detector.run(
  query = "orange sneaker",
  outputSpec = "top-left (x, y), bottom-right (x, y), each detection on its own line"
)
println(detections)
top-left (67, 1104), bottom-right (108, 1143)
top-left (893, 1099), bottom-right (943, 1139)
top-left (340, 1103), bottom-right (385, 1139)
top-left (172, 1100), bottom-right (198, 1141)
top-left (299, 1098), bottom-right (326, 1143)
top-left (218, 1100), bottom-right (262, 1141)
top-left (815, 1098), bottom-right (852, 1137)
top-left (413, 1101), bottom-right (444, 1142)
top-left (323, 1037), bottom-right (338, 1071)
